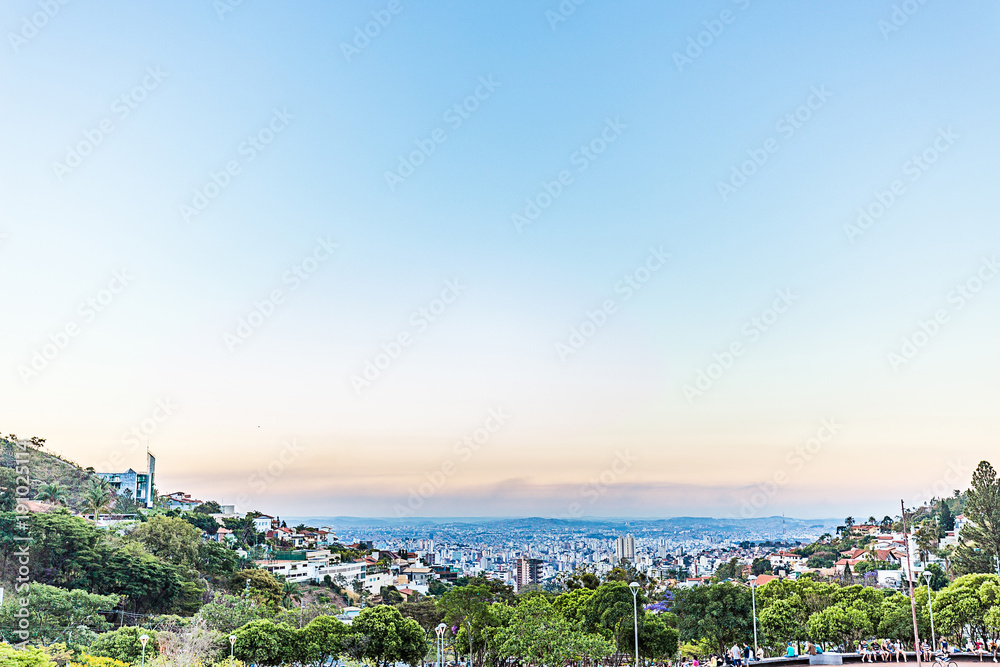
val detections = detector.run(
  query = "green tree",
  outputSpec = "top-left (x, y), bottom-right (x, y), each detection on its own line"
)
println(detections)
top-left (352, 605), bottom-right (428, 667)
top-left (673, 582), bottom-right (752, 653)
top-left (89, 627), bottom-right (159, 664)
top-left (300, 614), bottom-right (350, 666)
top-left (230, 569), bottom-right (284, 607)
top-left (0, 582), bottom-right (119, 645)
top-left (35, 481), bottom-right (68, 505)
top-left (496, 595), bottom-right (614, 667)
top-left (806, 603), bottom-right (872, 647)
top-left (194, 500), bottom-right (222, 514)
top-left (197, 541), bottom-right (239, 580)
top-left (195, 592), bottom-right (274, 633)
top-left (280, 579), bottom-right (301, 609)
top-left (714, 557), bottom-right (741, 580)
top-left (582, 581), bottom-right (648, 655)
top-left (759, 598), bottom-right (803, 647)
top-left (398, 599), bottom-right (445, 633)
top-left (933, 573), bottom-right (1000, 643)
top-left (752, 558), bottom-right (773, 576)
top-left (639, 612), bottom-right (680, 661)
top-left (129, 515), bottom-right (202, 568)
top-left (232, 619), bottom-right (292, 666)
top-left (84, 479), bottom-right (113, 523)
top-left (954, 461), bottom-right (1000, 575)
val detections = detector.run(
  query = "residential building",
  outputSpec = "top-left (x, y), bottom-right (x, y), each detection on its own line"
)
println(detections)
top-left (96, 451), bottom-right (156, 508)
top-left (516, 557), bottom-right (543, 590)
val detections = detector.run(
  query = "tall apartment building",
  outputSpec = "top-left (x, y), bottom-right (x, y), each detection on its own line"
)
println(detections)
top-left (614, 534), bottom-right (636, 563)
top-left (515, 557), bottom-right (543, 590)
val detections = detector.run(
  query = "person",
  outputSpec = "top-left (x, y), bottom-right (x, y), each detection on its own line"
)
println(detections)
top-left (731, 644), bottom-right (742, 667)
top-left (744, 644), bottom-right (753, 664)
top-left (894, 639), bottom-right (907, 662)
top-left (922, 640), bottom-right (932, 663)
top-left (807, 641), bottom-right (817, 656)
top-left (787, 643), bottom-right (797, 658)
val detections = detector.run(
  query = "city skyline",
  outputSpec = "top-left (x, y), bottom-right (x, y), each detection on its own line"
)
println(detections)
top-left (3, 2), bottom-right (998, 520)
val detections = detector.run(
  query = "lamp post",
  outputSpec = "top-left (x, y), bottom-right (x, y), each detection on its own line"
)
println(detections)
top-left (629, 581), bottom-right (641, 667)
top-left (229, 634), bottom-right (237, 667)
top-left (465, 619), bottom-right (474, 667)
top-left (139, 634), bottom-right (149, 667)
top-left (923, 570), bottom-right (936, 652)
top-left (749, 575), bottom-right (759, 659)
top-left (436, 623), bottom-right (447, 667)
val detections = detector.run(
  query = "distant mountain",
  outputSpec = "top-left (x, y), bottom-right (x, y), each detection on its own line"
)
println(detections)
top-left (285, 514), bottom-right (840, 537)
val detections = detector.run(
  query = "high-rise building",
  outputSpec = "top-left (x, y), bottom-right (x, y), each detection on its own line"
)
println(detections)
top-left (614, 534), bottom-right (636, 563)
top-left (516, 557), bottom-right (543, 590)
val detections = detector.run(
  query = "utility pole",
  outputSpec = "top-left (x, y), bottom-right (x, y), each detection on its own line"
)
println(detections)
top-left (902, 500), bottom-right (922, 667)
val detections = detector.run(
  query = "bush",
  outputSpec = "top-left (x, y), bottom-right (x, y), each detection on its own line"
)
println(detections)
top-left (88, 627), bottom-right (158, 664)
top-left (0, 644), bottom-right (56, 667)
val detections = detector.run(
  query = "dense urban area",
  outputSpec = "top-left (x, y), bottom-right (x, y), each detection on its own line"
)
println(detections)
top-left (2, 436), bottom-right (1000, 667)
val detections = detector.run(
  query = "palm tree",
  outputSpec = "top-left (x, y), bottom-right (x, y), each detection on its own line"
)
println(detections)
top-left (881, 515), bottom-right (893, 530)
top-left (844, 516), bottom-right (855, 527)
top-left (818, 533), bottom-right (832, 543)
top-left (281, 579), bottom-right (301, 609)
top-left (36, 481), bottom-right (68, 505)
top-left (867, 516), bottom-right (877, 526)
top-left (84, 479), bottom-right (112, 524)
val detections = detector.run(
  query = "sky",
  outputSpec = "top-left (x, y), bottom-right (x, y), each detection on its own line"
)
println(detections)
top-left (1, 1), bottom-right (998, 521)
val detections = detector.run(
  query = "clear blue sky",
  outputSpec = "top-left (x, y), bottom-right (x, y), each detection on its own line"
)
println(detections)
top-left (2, 1), bottom-right (998, 519)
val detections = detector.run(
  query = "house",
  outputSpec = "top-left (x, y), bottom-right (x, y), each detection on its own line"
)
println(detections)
top-left (165, 492), bottom-right (203, 511)
top-left (95, 452), bottom-right (156, 509)
top-left (252, 514), bottom-right (275, 533)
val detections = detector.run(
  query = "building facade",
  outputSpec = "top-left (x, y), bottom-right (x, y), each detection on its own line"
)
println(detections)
top-left (96, 451), bottom-right (156, 508)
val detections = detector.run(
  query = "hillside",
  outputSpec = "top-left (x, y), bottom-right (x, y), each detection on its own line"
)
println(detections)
top-left (0, 436), bottom-right (101, 510)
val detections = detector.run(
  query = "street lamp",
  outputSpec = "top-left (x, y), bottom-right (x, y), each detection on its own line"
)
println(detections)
top-left (749, 575), bottom-right (759, 659)
top-left (629, 582), bottom-right (641, 667)
top-left (436, 623), bottom-right (447, 667)
top-left (229, 634), bottom-right (237, 667)
top-left (465, 619), bottom-right (474, 667)
top-left (923, 570), bottom-right (936, 652)
top-left (139, 634), bottom-right (149, 667)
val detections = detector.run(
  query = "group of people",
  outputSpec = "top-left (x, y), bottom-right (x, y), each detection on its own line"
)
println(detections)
top-left (858, 639), bottom-right (908, 662)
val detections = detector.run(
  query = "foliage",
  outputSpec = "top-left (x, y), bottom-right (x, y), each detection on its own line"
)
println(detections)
top-left (495, 595), bottom-right (614, 667)
top-left (0, 582), bottom-right (118, 645)
top-left (0, 644), bottom-right (56, 667)
top-left (229, 569), bottom-right (283, 607)
top-left (954, 461), bottom-right (1000, 575)
top-left (129, 515), bottom-right (202, 568)
top-left (89, 626), bottom-right (159, 664)
top-left (351, 605), bottom-right (428, 667)
top-left (673, 582), bottom-right (751, 653)
top-left (195, 593), bottom-right (274, 633)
